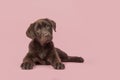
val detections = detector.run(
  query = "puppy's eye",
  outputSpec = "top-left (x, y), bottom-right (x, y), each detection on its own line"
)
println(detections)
top-left (46, 25), bottom-right (50, 29)
top-left (38, 26), bottom-right (41, 29)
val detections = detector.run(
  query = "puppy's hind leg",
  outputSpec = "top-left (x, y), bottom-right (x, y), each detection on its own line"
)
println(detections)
top-left (56, 48), bottom-right (84, 63)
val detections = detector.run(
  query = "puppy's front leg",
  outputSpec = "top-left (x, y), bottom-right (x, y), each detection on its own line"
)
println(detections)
top-left (47, 49), bottom-right (65, 70)
top-left (21, 53), bottom-right (35, 70)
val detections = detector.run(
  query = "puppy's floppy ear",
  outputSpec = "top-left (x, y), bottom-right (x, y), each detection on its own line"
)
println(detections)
top-left (44, 18), bottom-right (56, 32)
top-left (50, 20), bottom-right (56, 32)
top-left (26, 23), bottom-right (38, 39)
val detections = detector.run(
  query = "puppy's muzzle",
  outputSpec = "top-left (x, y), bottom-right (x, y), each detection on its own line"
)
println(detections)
top-left (39, 32), bottom-right (52, 45)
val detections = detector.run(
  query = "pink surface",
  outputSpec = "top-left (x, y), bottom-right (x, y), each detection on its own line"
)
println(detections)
top-left (0, 0), bottom-right (120, 80)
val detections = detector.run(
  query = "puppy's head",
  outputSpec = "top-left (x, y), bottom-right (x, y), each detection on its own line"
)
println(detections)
top-left (26, 18), bottom-right (56, 46)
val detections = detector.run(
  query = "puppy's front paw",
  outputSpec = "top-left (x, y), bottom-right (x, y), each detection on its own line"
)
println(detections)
top-left (53, 62), bottom-right (65, 70)
top-left (21, 62), bottom-right (34, 70)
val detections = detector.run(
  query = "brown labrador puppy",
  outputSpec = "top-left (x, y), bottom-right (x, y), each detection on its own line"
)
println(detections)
top-left (21, 18), bottom-right (84, 70)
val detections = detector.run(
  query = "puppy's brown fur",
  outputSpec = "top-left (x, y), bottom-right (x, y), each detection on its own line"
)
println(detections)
top-left (21, 18), bottom-right (84, 70)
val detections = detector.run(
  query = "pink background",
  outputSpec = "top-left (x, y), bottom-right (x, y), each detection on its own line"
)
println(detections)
top-left (0, 0), bottom-right (120, 80)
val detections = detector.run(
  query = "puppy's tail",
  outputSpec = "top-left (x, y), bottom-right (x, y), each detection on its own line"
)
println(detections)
top-left (62, 56), bottom-right (84, 63)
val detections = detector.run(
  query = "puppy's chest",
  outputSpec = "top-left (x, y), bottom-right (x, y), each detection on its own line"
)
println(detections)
top-left (37, 48), bottom-right (49, 59)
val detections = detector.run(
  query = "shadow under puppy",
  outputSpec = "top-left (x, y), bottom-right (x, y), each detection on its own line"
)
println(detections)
top-left (21, 18), bottom-right (84, 70)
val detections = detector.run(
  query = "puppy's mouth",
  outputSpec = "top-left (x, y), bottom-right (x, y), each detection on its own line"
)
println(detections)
top-left (39, 37), bottom-right (52, 46)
